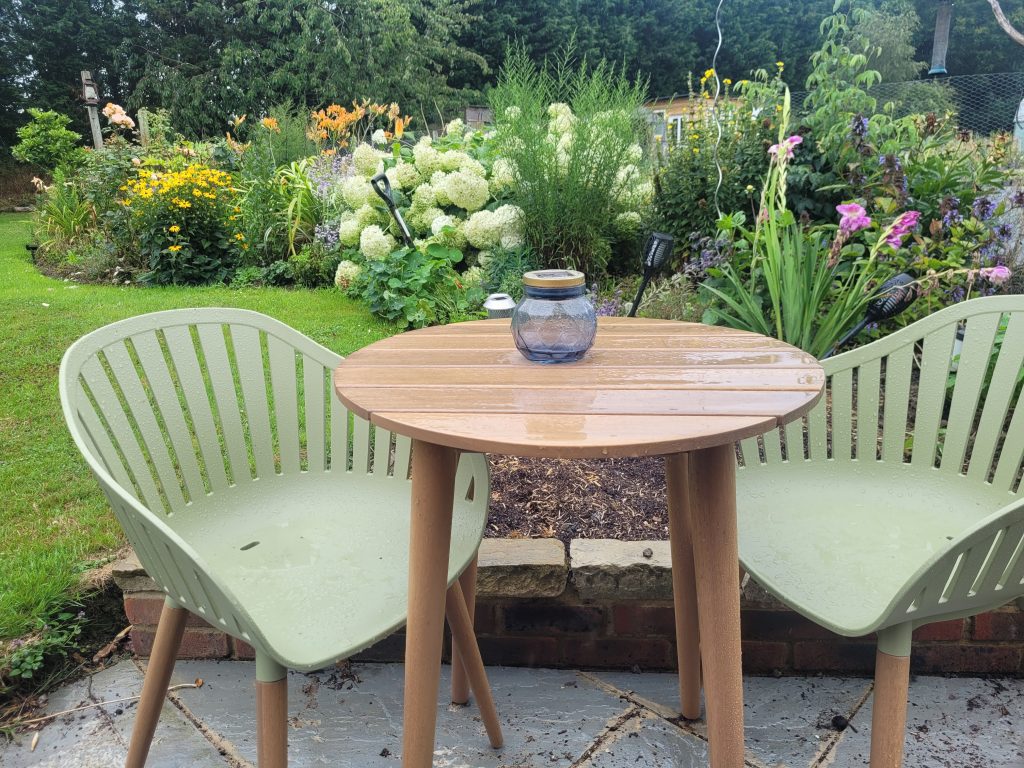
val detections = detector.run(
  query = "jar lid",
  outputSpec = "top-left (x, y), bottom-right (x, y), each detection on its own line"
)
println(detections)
top-left (522, 269), bottom-right (585, 288)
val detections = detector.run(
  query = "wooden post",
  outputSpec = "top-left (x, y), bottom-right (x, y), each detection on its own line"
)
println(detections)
top-left (80, 71), bottom-right (103, 150)
top-left (138, 109), bottom-right (150, 147)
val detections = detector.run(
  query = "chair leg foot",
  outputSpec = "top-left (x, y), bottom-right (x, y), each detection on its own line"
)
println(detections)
top-left (869, 648), bottom-right (910, 768)
top-left (666, 453), bottom-right (702, 720)
top-left (256, 656), bottom-right (288, 768)
top-left (126, 599), bottom-right (188, 768)
top-left (446, 582), bottom-right (503, 749)
top-left (450, 555), bottom-right (478, 705)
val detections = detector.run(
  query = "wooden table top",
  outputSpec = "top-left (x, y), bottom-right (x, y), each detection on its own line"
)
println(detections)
top-left (333, 317), bottom-right (824, 458)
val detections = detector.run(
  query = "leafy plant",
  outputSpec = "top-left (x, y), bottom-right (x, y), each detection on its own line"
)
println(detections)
top-left (12, 109), bottom-right (84, 171)
top-left (1, 609), bottom-right (84, 684)
top-left (35, 169), bottom-right (93, 254)
top-left (489, 43), bottom-right (650, 278)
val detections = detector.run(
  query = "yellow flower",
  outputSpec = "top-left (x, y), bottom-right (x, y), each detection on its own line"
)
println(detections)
top-left (776, 61), bottom-right (785, 70)
top-left (234, 233), bottom-right (245, 241)
top-left (723, 78), bottom-right (732, 85)
top-left (261, 116), bottom-right (280, 132)
top-left (168, 244), bottom-right (183, 252)
top-left (692, 148), bottom-right (700, 155)
top-left (178, 200), bottom-right (192, 209)
top-left (168, 225), bottom-right (181, 233)
top-left (704, 68), bottom-right (715, 79)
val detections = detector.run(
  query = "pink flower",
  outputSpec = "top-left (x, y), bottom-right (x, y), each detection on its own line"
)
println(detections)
top-left (883, 210), bottom-right (921, 248)
top-left (768, 134), bottom-right (803, 159)
top-left (836, 202), bottom-right (871, 234)
top-left (981, 265), bottom-right (1012, 285)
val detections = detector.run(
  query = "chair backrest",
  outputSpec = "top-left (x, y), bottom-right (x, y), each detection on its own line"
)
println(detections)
top-left (59, 308), bottom-right (415, 646)
top-left (740, 295), bottom-right (1024, 491)
top-left (739, 296), bottom-right (1024, 629)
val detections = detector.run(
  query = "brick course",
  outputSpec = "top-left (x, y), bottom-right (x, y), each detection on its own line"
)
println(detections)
top-left (113, 542), bottom-right (1024, 676)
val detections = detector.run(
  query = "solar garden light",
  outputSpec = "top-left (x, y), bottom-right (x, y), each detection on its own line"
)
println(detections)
top-left (370, 172), bottom-right (414, 248)
top-left (627, 232), bottom-right (675, 317)
top-left (484, 293), bottom-right (517, 319)
top-left (824, 273), bottom-right (918, 358)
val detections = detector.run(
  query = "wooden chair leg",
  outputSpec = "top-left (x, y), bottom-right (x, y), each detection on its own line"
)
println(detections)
top-left (125, 598), bottom-right (188, 768)
top-left (445, 581), bottom-right (503, 749)
top-left (450, 555), bottom-right (478, 705)
top-left (870, 628), bottom-right (912, 768)
top-left (666, 453), bottom-right (702, 720)
top-left (256, 655), bottom-right (288, 768)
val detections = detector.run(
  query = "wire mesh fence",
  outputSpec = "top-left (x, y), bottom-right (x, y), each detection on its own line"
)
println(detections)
top-left (794, 71), bottom-right (1024, 136)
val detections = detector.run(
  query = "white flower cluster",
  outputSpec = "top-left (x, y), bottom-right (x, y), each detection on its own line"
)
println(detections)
top-left (334, 260), bottom-right (361, 289)
top-left (331, 129), bottom-right (518, 265)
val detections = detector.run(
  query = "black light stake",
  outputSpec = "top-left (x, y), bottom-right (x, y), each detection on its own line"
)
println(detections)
top-left (627, 232), bottom-right (675, 317)
top-left (369, 172), bottom-right (414, 248)
top-left (825, 272), bottom-right (918, 358)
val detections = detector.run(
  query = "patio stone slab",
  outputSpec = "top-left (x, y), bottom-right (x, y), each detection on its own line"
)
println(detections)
top-left (590, 670), bottom-right (872, 767)
top-left (586, 712), bottom-right (709, 767)
top-left (171, 660), bottom-right (631, 767)
top-left (829, 676), bottom-right (1024, 768)
top-left (2, 662), bottom-right (227, 768)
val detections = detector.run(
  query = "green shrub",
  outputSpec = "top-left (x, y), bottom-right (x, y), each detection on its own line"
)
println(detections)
top-left (479, 246), bottom-right (539, 300)
top-left (489, 44), bottom-right (650, 278)
top-left (12, 109), bottom-right (84, 171)
top-left (35, 169), bottom-right (93, 254)
top-left (291, 242), bottom-right (345, 288)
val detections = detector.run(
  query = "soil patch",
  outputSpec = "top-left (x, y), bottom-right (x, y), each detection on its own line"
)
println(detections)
top-left (486, 455), bottom-right (669, 544)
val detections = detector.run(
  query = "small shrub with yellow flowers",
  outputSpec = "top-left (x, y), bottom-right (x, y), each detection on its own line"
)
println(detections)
top-left (119, 164), bottom-right (243, 284)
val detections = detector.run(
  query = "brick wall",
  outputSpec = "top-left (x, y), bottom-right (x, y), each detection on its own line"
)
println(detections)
top-left (113, 539), bottom-right (1024, 676)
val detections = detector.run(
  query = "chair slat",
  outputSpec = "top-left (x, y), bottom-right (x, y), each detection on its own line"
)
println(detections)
top-left (973, 314), bottom-right (1024, 486)
top-left (196, 324), bottom-right (252, 485)
top-left (393, 433), bottom-right (413, 480)
top-left (783, 418), bottom-right (804, 462)
top-left (911, 323), bottom-right (957, 468)
top-left (302, 356), bottom-right (327, 472)
top-left (975, 523), bottom-right (1024, 595)
top-left (352, 416), bottom-right (372, 474)
top-left (373, 426), bottom-right (392, 475)
top-left (942, 314), bottom-right (1000, 474)
top-left (229, 326), bottom-right (277, 479)
top-left (831, 370), bottom-right (853, 461)
top-left (881, 345), bottom-right (913, 463)
top-left (75, 397), bottom-right (133, 494)
top-left (761, 429), bottom-right (783, 465)
top-left (267, 336), bottom-right (301, 476)
top-left (738, 436), bottom-right (760, 467)
top-left (328, 391), bottom-right (349, 472)
top-left (81, 356), bottom-right (165, 512)
top-left (806, 397), bottom-right (828, 460)
top-left (131, 331), bottom-right (207, 501)
top-left (943, 541), bottom-right (992, 603)
top-left (163, 326), bottom-right (230, 493)
top-left (992, 392), bottom-right (1024, 493)
top-left (1001, 533), bottom-right (1024, 589)
top-left (103, 341), bottom-right (187, 511)
top-left (856, 358), bottom-right (882, 463)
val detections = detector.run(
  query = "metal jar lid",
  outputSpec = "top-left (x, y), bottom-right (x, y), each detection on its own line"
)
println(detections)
top-left (522, 269), bottom-right (585, 288)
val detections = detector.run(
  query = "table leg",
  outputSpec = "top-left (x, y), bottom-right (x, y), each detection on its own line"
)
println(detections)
top-left (689, 444), bottom-right (745, 768)
top-left (403, 439), bottom-right (459, 768)
top-left (665, 452), bottom-right (702, 720)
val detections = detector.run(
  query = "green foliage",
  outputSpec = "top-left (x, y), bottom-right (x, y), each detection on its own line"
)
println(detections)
top-left (12, 109), bottom-right (84, 171)
top-left (1, 609), bottom-right (83, 683)
top-left (853, 1), bottom-right (926, 83)
top-left (275, 159), bottom-right (323, 257)
top-left (349, 243), bottom-right (482, 328)
top-left (481, 246), bottom-right (540, 301)
top-left (291, 242), bottom-right (345, 289)
top-left (652, 70), bottom-right (782, 253)
top-left (35, 169), bottom-right (93, 254)
top-left (489, 44), bottom-right (650, 278)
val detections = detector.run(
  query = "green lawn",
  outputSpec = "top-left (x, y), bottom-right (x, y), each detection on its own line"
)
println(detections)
top-left (0, 213), bottom-right (397, 641)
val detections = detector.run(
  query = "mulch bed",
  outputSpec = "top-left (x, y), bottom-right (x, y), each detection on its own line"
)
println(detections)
top-left (485, 455), bottom-right (670, 543)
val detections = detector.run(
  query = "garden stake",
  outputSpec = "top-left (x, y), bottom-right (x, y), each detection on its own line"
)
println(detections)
top-left (370, 172), bottom-right (414, 248)
top-left (627, 232), bottom-right (674, 317)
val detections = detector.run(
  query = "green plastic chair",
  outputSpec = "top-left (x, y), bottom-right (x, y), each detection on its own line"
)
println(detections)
top-left (734, 295), bottom-right (1024, 768)
top-left (59, 308), bottom-right (501, 767)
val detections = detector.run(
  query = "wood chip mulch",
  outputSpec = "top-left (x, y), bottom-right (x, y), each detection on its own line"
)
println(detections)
top-left (485, 455), bottom-right (670, 543)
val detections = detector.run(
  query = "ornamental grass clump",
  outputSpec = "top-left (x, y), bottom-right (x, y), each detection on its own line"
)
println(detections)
top-left (489, 44), bottom-right (650, 277)
top-left (119, 164), bottom-right (243, 284)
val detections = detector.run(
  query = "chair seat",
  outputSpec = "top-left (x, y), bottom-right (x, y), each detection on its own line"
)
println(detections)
top-left (170, 469), bottom-right (486, 671)
top-left (737, 459), bottom-right (1014, 637)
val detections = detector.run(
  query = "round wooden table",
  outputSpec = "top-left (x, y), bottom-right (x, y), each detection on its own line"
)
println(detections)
top-left (334, 317), bottom-right (824, 768)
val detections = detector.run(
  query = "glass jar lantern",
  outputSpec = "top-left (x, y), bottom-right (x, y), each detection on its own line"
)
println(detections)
top-left (511, 270), bottom-right (597, 363)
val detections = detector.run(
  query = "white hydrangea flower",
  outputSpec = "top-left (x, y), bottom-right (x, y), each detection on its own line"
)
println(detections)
top-left (413, 139), bottom-right (444, 177)
top-left (461, 265), bottom-right (484, 290)
top-left (548, 102), bottom-right (573, 120)
top-left (352, 143), bottom-right (383, 177)
top-left (338, 218), bottom-right (362, 246)
top-left (431, 214), bottom-right (457, 235)
top-left (476, 250), bottom-right (493, 269)
top-left (492, 204), bottom-right (525, 248)
top-left (410, 206), bottom-right (444, 233)
top-left (410, 183), bottom-right (436, 211)
top-left (384, 166), bottom-right (403, 189)
top-left (463, 130), bottom-right (477, 143)
top-left (440, 150), bottom-right (471, 173)
top-left (359, 225), bottom-right (396, 261)
top-left (624, 144), bottom-right (643, 164)
top-left (371, 129), bottom-right (387, 145)
top-left (463, 210), bottom-right (501, 249)
top-left (355, 204), bottom-right (381, 227)
top-left (444, 118), bottom-right (465, 136)
top-left (341, 176), bottom-right (370, 209)
top-left (431, 172), bottom-right (452, 206)
top-left (394, 161), bottom-right (421, 190)
top-left (442, 170), bottom-right (490, 212)
top-left (504, 106), bottom-right (521, 120)
top-left (614, 211), bottom-right (643, 233)
top-left (490, 157), bottom-right (516, 193)
top-left (500, 231), bottom-right (524, 249)
top-left (549, 112), bottom-right (575, 135)
top-left (483, 129), bottom-right (497, 140)
top-left (459, 156), bottom-right (486, 177)
top-left (334, 260), bottom-right (361, 289)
